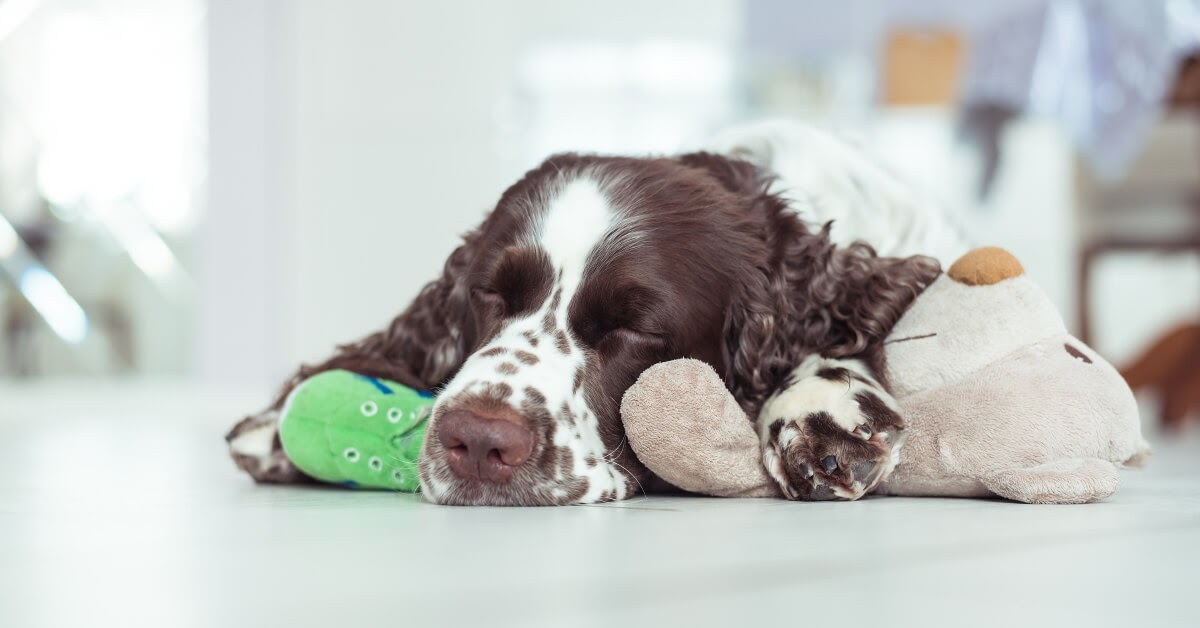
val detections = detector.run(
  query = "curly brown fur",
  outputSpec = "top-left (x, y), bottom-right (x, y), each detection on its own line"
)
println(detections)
top-left (683, 153), bottom-right (942, 417)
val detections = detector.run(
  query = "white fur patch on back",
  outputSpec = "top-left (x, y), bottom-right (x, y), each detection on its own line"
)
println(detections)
top-left (703, 120), bottom-right (971, 265)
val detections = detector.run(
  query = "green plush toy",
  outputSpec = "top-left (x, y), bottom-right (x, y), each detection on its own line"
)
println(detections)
top-left (278, 369), bottom-right (435, 491)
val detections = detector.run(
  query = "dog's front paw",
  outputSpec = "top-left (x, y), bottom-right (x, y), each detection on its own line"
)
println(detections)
top-left (758, 359), bottom-right (905, 500)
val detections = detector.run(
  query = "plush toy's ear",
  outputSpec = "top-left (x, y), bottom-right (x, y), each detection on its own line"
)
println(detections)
top-left (621, 359), bottom-right (781, 498)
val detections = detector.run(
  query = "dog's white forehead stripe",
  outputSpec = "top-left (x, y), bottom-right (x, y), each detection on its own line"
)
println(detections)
top-left (535, 177), bottom-right (614, 299)
top-left (422, 174), bottom-right (634, 504)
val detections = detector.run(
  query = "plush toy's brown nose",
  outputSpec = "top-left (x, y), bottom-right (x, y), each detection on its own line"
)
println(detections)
top-left (947, 246), bottom-right (1025, 286)
top-left (437, 410), bottom-right (535, 483)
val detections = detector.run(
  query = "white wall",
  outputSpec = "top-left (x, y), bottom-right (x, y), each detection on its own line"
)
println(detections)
top-left (200, 0), bottom-right (289, 389)
top-left (203, 0), bottom-right (742, 388)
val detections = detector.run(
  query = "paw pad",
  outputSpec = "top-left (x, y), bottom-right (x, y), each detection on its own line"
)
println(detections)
top-left (821, 455), bottom-right (838, 473)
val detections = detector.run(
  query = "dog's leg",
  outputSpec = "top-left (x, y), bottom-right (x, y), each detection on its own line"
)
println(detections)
top-left (758, 355), bottom-right (906, 500)
top-left (226, 409), bottom-right (312, 484)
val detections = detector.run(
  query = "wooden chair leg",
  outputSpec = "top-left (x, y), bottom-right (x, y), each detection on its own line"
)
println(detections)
top-left (1161, 341), bottom-right (1200, 429)
top-left (1120, 322), bottom-right (1200, 391)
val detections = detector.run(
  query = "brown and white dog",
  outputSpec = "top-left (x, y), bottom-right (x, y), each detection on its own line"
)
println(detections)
top-left (227, 122), bottom-right (968, 506)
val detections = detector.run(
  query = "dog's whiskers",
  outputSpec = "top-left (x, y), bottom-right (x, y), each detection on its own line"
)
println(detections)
top-left (602, 435), bottom-right (628, 463)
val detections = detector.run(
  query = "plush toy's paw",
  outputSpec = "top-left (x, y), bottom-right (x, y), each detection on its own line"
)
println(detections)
top-left (981, 458), bottom-right (1119, 504)
top-left (758, 356), bottom-right (906, 501)
top-left (622, 359), bottom-right (782, 498)
top-left (226, 409), bottom-right (311, 484)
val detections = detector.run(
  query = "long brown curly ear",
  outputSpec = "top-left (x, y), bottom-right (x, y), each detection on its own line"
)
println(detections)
top-left (269, 231), bottom-right (480, 407)
top-left (725, 210), bottom-right (941, 418)
top-left (787, 231), bottom-right (941, 362)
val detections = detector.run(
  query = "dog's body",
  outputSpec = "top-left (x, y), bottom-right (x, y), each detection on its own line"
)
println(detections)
top-left (228, 121), bottom-right (969, 505)
top-left (702, 120), bottom-right (968, 264)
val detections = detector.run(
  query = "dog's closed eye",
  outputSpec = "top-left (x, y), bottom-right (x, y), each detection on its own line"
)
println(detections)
top-left (608, 327), bottom-right (667, 347)
top-left (471, 287), bottom-right (505, 306)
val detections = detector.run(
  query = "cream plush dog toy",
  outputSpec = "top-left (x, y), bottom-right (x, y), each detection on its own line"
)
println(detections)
top-left (621, 247), bottom-right (1151, 504)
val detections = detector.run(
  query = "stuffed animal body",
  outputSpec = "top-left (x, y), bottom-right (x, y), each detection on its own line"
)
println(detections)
top-left (621, 247), bottom-right (1150, 504)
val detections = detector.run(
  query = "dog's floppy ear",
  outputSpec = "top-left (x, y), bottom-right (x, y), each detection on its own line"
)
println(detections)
top-left (374, 230), bottom-right (481, 385)
top-left (270, 231), bottom-right (480, 407)
top-left (675, 152), bottom-right (803, 416)
top-left (689, 147), bottom-right (942, 417)
top-left (724, 215), bottom-right (941, 416)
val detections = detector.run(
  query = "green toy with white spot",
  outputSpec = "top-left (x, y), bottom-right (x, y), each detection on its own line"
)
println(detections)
top-left (277, 369), bottom-right (435, 491)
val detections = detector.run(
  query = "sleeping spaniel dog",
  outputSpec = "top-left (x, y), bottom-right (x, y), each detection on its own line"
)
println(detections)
top-left (228, 122), bottom-right (967, 505)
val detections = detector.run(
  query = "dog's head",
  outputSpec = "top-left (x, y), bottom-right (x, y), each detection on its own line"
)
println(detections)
top-left (418, 154), bottom-right (783, 505)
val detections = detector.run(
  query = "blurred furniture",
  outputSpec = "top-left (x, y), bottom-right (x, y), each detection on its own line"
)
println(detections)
top-left (1121, 323), bottom-right (1200, 429)
top-left (881, 29), bottom-right (965, 106)
top-left (0, 210), bottom-right (137, 376)
top-left (3, 219), bottom-right (55, 375)
top-left (1076, 58), bottom-right (1200, 428)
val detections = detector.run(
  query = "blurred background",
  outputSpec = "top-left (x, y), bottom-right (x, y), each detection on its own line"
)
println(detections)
top-left (1, 0), bottom-right (1199, 429)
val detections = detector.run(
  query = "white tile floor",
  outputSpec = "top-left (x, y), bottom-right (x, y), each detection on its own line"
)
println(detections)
top-left (1, 381), bottom-right (1198, 628)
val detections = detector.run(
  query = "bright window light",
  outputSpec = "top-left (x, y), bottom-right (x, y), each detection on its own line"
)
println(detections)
top-left (18, 266), bottom-right (89, 344)
top-left (515, 40), bottom-right (735, 165)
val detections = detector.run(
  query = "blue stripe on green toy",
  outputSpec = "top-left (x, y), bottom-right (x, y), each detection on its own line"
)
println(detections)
top-left (354, 374), bottom-right (394, 395)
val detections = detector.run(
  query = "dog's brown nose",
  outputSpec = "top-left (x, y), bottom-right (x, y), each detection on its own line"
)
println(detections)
top-left (437, 410), bottom-right (535, 483)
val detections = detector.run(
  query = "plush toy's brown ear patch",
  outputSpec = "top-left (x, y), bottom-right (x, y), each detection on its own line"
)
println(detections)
top-left (947, 247), bottom-right (1024, 286)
